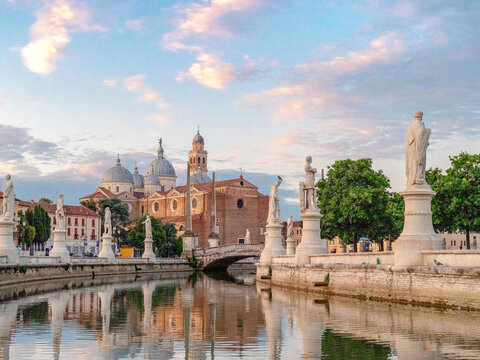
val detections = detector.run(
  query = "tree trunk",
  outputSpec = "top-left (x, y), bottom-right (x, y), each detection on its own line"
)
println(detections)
top-left (378, 239), bottom-right (384, 252)
top-left (353, 235), bottom-right (358, 253)
top-left (466, 229), bottom-right (471, 250)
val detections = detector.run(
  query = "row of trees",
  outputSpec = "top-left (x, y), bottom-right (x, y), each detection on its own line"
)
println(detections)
top-left (316, 152), bottom-right (479, 251)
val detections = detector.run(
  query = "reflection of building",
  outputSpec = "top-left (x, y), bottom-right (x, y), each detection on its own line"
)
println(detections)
top-left (81, 130), bottom-right (269, 248)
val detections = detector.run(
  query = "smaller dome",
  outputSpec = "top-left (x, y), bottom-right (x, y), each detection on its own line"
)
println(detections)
top-left (144, 173), bottom-right (160, 185)
top-left (102, 157), bottom-right (134, 184)
top-left (193, 129), bottom-right (204, 144)
top-left (190, 172), bottom-right (212, 185)
top-left (132, 164), bottom-right (144, 188)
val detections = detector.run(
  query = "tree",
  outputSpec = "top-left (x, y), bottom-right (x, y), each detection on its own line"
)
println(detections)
top-left (81, 199), bottom-right (98, 212)
top-left (426, 152), bottom-right (480, 249)
top-left (38, 197), bottom-right (52, 204)
top-left (17, 210), bottom-right (36, 246)
top-left (127, 215), bottom-right (166, 252)
top-left (24, 206), bottom-right (51, 244)
top-left (163, 223), bottom-right (179, 257)
top-left (98, 198), bottom-right (131, 234)
top-left (316, 158), bottom-right (392, 252)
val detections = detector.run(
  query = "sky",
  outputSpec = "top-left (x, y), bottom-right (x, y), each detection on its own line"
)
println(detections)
top-left (0, 0), bottom-right (479, 219)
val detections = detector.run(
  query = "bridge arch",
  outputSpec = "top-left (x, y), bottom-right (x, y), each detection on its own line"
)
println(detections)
top-left (193, 244), bottom-right (262, 271)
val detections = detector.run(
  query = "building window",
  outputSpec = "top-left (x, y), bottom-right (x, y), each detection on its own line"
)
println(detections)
top-left (92, 219), bottom-right (95, 226)
top-left (198, 157), bottom-right (200, 164)
top-left (171, 199), bottom-right (178, 211)
top-left (75, 218), bottom-right (78, 226)
top-left (67, 228), bottom-right (71, 236)
top-left (161, 186), bottom-right (165, 192)
top-left (237, 199), bottom-right (244, 209)
top-left (238, 238), bottom-right (245, 244)
top-left (451, 240), bottom-right (453, 246)
top-left (240, 180), bottom-right (244, 187)
top-left (82, 219), bottom-right (85, 226)
top-left (141, 205), bottom-right (144, 214)
top-left (454, 240), bottom-right (456, 246)
top-left (116, 186), bottom-right (119, 192)
top-left (203, 158), bottom-right (205, 164)
top-left (260, 226), bottom-right (264, 235)
top-left (179, 225), bottom-right (185, 231)
top-left (81, 229), bottom-right (85, 236)
top-left (53, 217), bottom-right (56, 225)
top-left (192, 198), bottom-right (197, 210)
top-left (68, 218), bottom-right (71, 226)
top-left (153, 201), bottom-right (160, 213)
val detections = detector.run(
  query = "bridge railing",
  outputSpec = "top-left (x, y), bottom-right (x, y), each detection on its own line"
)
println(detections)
top-left (194, 244), bottom-right (263, 257)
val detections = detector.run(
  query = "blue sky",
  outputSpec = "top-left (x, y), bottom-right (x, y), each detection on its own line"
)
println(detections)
top-left (0, 0), bottom-right (479, 219)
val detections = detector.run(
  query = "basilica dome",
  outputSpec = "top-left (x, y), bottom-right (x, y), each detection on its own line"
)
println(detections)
top-left (102, 157), bottom-right (134, 184)
top-left (132, 164), bottom-right (144, 188)
top-left (146, 157), bottom-right (176, 177)
top-left (192, 130), bottom-right (204, 145)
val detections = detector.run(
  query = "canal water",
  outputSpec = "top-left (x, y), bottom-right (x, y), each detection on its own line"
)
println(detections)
top-left (1, 270), bottom-right (480, 359)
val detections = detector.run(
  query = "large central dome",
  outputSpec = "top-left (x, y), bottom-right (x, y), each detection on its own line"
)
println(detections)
top-left (145, 138), bottom-right (176, 177)
top-left (102, 157), bottom-right (134, 184)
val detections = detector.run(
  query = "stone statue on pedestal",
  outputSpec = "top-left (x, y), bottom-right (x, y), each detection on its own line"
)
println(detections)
top-left (143, 215), bottom-right (152, 239)
top-left (406, 111), bottom-right (431, 186)
top-left (55, 194), bottom-right (65, 231)
top-left (267, 177), bottom-right (282, 224)
top-left (300, 156), bottom-right (318, 212)
top-left (245, 229), bottom-right (251, 244)
top-left (2, 175), bottom-right (14, 221)
top-left (104, 207), bottom-right (112, 236)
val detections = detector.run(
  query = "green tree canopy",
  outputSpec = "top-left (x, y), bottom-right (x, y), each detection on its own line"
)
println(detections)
top-left (17, 210), bottom-right (36, 246)
top-left (38, 197), bottom-right (52, 204)
top-left (81, 199), bottom-right (98, 212)
top-left (25, 206), bottom-right (51, 243)
top-left (426, 152), bottom-right (480, 249)
top-left (127, 215), bottom-right (166, 252)
top-left (98, 198), bottom-right (131, 235)
top-left (317, 158), bottom-right (395, 252)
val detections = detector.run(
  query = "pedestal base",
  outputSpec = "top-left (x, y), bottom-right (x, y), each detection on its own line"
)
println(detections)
top-left (394, 184), bottom-right (442, 266)
top-left (49, 230), bottom-right (70, 263)
top-left (259, 222), bottom-right (285, 265)
top-left (98, 234), bottom-right (115, 262)
top-left (142, 237), bottom-right (155, 261)
top-left (286, 239), bottom-right (295, 256)
top-left (208, 237), bottom-right (219, 248)
top-left (0, 219), bottom-right (19, 264)
top-left (295, 209), bottom-right (326, 265)
top-left (181, 232), bottom-right (195, 258)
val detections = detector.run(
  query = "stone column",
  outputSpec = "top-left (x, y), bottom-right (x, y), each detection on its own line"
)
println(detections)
top-left (182, 163), bottom-right (196, 258)
top-left (0, 219), bottom-right (18, 264)
top-left (260, 222), bottom-right (285, 265)
top-left (98, 233), bottom-right (115, 262)
top-left (394, 184), bottom-right (441, 266)
top-left (286, 235), bottom-right (295, 256)
top-left (142, 236), bottom-right (155, 261)
top-left (49, 229), bottom-right (69, 263)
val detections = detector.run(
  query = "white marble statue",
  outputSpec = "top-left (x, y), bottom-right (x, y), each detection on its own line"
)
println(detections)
top-left (104, 207), bottom-right (112, 236)
top-left (143, 215), bottom-right (152, 239)
top-left (304, 156), bottom-right (317, 209)
top-left (267, 176), bottom-right (282, 224)
top-left (245, 229), bottom-right (251, 244)
top-left (287, 216), bottom-right (293, 240)
top-left (55, 194), bottom-right (65, 231)
top-left (2, 175), bottom-right (14, 221)
top-left (406, 111), bottom-right (431, 186)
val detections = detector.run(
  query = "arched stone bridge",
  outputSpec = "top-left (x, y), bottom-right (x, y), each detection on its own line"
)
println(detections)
top-left (193, 244), bottom-right (262, 271)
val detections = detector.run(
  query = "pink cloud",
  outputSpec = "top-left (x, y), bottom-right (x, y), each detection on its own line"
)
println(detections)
top-left (77, 161), bottom-right (105, 178)
top-left (123, 75), bottom-right (168, 109)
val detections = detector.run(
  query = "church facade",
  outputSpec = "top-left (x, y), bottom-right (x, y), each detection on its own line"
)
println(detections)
top-left (81, 131), bottom-right (269, 248)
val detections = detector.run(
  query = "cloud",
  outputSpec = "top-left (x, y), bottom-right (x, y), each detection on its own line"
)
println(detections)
top-left (20, 0), bottom-right (106, 75)
top-left (125, 18), bottom-right (145, 32)
top-left (176, 53), bottom-right (237, 89)
top-left (123, 75), bottom-right (168, 110)
top-left (163, 0), bottom-right (266, 51)
top-left (102, 79), bottom-right (116, 87)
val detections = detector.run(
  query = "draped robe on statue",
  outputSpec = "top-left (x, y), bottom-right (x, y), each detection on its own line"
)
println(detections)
top-left (406, 119), bottom-right (430, 186)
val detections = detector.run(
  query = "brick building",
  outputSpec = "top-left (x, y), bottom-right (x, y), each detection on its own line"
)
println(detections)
top-left (81, 130), bottom-right (269, 248)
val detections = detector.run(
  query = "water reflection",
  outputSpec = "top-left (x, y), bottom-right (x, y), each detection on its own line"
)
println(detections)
top-left (0, 271), bottom-right (479, 359)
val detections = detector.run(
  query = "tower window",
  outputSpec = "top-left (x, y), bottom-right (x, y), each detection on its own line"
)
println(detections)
top-left (203, 158), bottom-right (205, 164)
top-left (116, 186), bottom-right (119, 192)
top-left (198, 157), bottom-right (200, 164)
top-left (237, 199), bottom-right (244, 209)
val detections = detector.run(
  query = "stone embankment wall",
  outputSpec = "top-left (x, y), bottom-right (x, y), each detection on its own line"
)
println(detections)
top-left (0, 261), bottom-right (192, 288)
top-left (257, 262), bottom-right (480, 310)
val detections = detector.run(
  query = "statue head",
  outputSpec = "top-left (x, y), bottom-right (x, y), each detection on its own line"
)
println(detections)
top-left (306, 156), bottom-right (312, 164)
top-left (276, 176), bottom-right (282, 186)
top-left (414, 111), bottom-right (423, 120)
top-left (5, 174), bottom-right (11, 181)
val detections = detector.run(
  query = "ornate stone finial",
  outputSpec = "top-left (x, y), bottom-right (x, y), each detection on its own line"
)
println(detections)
top-left (414, 111), bottom-right (423, 119)
top-left (157, 138), bottom-right (164, 158)
top-left (116, 155), bottom-right (121, 166)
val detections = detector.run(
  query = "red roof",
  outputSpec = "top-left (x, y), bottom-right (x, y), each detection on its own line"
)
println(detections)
top-left (36, 203), bottom-right (100, 217)
top-left (173, 177), bottom-right (258, 194)
top-left (81, 187), bottom-right (115, 200)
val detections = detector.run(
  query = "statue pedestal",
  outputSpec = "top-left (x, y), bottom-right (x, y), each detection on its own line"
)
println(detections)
top-left (394, 184), bottom-right (442, 267)
top-left (98, 234), bottom-right (115, 262)
top-left (295, 209), bottom-right (327, 265)
top-left (0, 218), bottom-right (19, 264)
top-left (286, 237), bottom-right (295, 256)
top-left (208, 234), bottom-right (219, 248)
top-left (181, 231), bottom-right (195, 258)
top-left (142, 236), bottom-right (155, 261)
top-left (49, 229), bottom-right (70, 263)
top-left (259, 222), bottom-right (285, 265)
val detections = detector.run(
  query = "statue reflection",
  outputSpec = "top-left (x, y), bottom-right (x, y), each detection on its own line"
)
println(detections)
top-left (0, 302), bottom-right (18, 360)
top-left (48, 292), bottom-right (69, 360)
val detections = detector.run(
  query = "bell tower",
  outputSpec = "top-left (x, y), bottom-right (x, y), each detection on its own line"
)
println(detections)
top-left (188, 128), bottom-right (208, 177)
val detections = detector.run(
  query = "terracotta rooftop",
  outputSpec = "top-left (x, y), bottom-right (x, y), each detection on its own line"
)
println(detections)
top-left (36, 203), bottom-right (100, 217)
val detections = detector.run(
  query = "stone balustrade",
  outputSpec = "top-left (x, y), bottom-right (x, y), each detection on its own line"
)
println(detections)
top-left (422, 250), bottom-right (480, 267)
top-left (309, 252), bottom-right (394, 265)
top-left (19, 256), bottom-right (60, 265)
